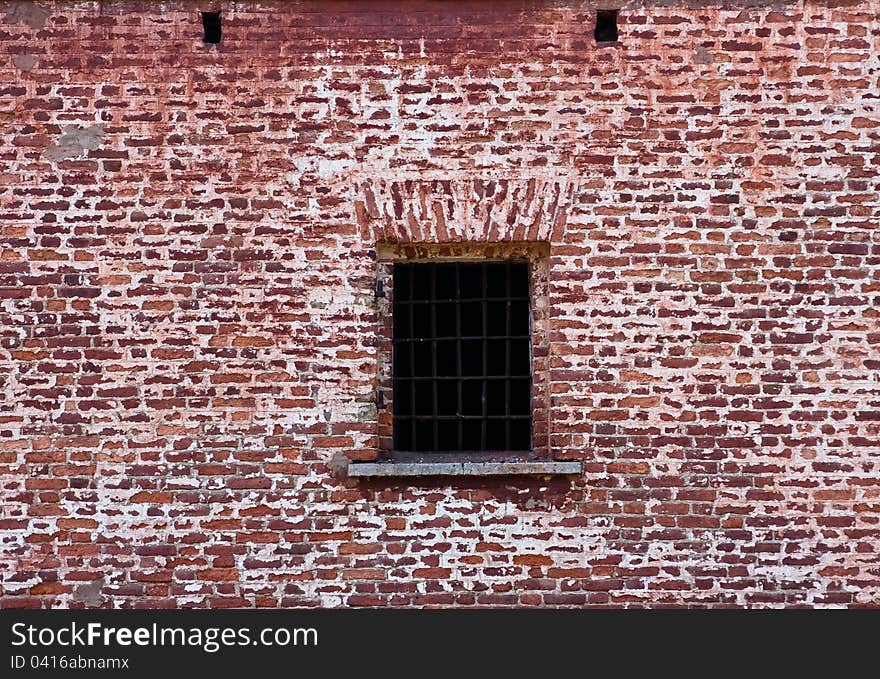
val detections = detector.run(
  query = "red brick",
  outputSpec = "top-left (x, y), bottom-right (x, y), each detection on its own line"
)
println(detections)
top-left (1, 0), bottom-right (878, 611)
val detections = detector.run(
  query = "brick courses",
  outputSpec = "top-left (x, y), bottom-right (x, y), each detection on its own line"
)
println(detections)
top-left (1, 0), bottom-right (879, 607)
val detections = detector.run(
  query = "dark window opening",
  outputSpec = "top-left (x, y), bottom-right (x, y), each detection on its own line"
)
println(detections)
top-left (392, 261), bottom-right (532, 453)
top-left (202, 11), bottom-right (221, 44)
top-left (594, 10), bottom-right (619, 43)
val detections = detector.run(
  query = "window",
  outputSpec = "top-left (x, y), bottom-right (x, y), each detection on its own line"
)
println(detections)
top-left (392, 261), bottom-right (532, 453)
top-left (345, 241), bottom-right (580, 477)
top-left (201, 11), bottom-right (221, 44)
top-left (594, 10), bottom-right (619, 44)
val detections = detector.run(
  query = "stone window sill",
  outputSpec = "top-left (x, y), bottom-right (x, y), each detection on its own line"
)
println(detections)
top-left (347, 460), bottom-right (582, 478)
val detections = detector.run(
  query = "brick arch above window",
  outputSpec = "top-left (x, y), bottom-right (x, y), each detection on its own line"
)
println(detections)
top-left (353, 177), bottom-right (573, 244)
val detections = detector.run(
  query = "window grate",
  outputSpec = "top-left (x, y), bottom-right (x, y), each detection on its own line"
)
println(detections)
top-left (392, 261), bottom-right (532, 453)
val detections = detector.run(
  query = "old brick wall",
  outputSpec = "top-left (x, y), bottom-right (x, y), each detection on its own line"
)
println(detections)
top-left (1, 0), bottom-right (879, 607)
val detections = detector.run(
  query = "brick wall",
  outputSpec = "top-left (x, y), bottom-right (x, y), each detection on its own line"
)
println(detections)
top-left (2, 0), bottom-right (879, 607)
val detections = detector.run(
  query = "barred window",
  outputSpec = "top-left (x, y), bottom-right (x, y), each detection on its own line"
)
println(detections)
top-left (392, 261), bottom-right (532, 453)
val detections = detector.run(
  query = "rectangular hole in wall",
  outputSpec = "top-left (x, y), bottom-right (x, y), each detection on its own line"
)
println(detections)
top-left (202, 11), bottom-right (221, 44)
top-left (595, 9), bottom-right (619, 43)
top-left (392, 261), bottom-right (533, 453)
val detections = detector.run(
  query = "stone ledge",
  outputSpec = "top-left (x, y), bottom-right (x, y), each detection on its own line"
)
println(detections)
top-left (347, 461), bottom-right (582, 478)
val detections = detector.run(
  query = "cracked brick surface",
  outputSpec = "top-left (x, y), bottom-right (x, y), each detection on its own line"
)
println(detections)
top-left (1, 1), bottom-right (879, 608)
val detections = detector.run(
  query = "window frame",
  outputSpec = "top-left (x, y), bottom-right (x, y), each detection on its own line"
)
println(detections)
top-left (372, 241), bottom-right (554, 467)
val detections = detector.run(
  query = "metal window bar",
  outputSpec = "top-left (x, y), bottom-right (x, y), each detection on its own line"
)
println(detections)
top-left (392, 261), bottom-right (532, 453)
top-left (504, 260), bottom-right (511, 451)
top-left (455, 263), bottom-right (463, 451)
top-left (481, 263), bottom-right (488, 450)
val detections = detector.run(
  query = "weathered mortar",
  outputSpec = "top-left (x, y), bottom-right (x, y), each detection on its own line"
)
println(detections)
top-left (0, 0), bottom-right (879, 608)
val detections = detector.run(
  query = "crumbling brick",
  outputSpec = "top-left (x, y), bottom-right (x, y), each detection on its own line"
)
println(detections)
top-left (1, 0), bottom-right (879, 609)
